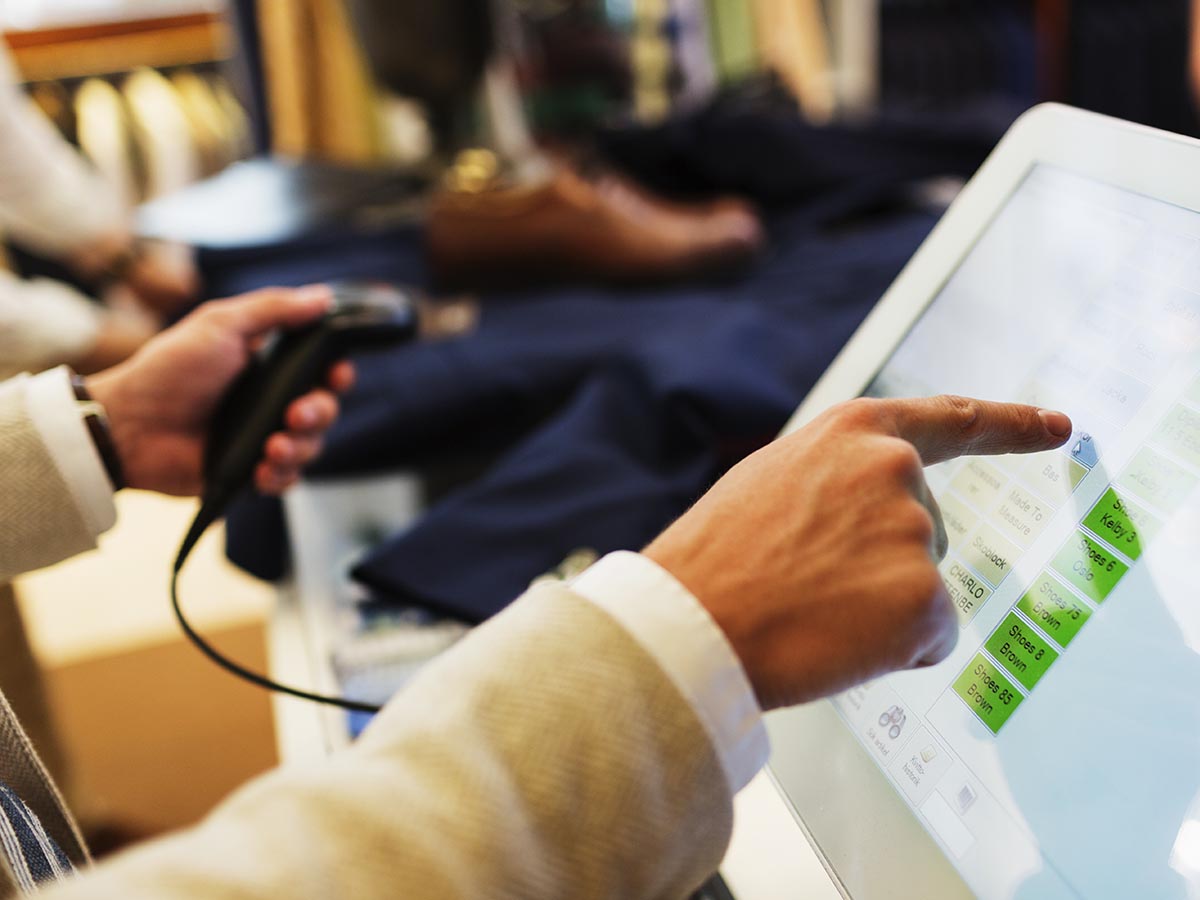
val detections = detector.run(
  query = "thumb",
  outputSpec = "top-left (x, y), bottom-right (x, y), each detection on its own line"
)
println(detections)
top-left (211, 285), bottom-right (334, 340)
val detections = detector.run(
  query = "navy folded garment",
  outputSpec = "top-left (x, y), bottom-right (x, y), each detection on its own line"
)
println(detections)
top-left (223, 204), bottom-right (936, 605)
top-left (595, 90), bottom-right (1010, 207)
top-left (342, 208), bottom-right (937, 620)
top-left (353, 367), bottom-right (718, 622)
top-left (211, 106), bottom-right (960, 615)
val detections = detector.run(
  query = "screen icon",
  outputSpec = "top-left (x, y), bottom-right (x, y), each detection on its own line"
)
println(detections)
top-left (878, 705), bottom-right (908, 740)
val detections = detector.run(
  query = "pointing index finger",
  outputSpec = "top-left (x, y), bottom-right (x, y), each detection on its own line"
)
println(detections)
top-left (881, 395), bottom-right (1073, 466)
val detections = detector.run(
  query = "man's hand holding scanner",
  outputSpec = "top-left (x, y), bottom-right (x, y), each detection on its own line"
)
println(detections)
top-left (85, 285), bottom-right (355, 498)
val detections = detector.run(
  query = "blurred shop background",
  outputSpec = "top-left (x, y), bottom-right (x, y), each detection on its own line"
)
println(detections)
top-left (6, 0), bottom-right (1198, 196)
top-left (3, 0), bottom-right (1198, 861)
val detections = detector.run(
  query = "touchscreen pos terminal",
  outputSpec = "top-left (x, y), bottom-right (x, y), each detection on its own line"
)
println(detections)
top-left (723, 105), bottom-right (1200, 900)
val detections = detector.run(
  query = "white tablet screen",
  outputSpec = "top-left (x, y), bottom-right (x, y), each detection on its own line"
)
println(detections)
top-left (831, 163), bottom-right (1200, 899)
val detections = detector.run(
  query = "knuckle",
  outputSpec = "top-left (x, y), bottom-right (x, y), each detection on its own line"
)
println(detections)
top-left (940, 395), bottom-right (1047, 452)
top-left (898, 500), bottom-right (936, 545)
top-left (198, 297), bottom-right (234, 323)
top-left (892, 553), bottom-right (936, 598)
top-left (828, 397), bottom-right (884, 430)
top-left (310, 398), bottom-right (335, 423)
top-left (886, 563), bottom-right (950, 667)
top-left (906, 565), bottom-right (949, 620)
top-left (902, 573), bottom-right (950, 643)
top-left (939, 395), bottom-right (981, 437)
top-left (874, 437), bottom-right (923, 478)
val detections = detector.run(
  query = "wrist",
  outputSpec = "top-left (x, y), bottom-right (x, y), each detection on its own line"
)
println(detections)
top-left (84, 367), bottom-right (145, 491)
top-left (571, 551), bottom-right (770, 792)
top-left (70, 371), bottom-right (127, 490)
top-left (643, 536), bottom-right (762, 702)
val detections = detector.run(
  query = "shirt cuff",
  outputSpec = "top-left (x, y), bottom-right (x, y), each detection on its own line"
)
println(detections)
top-left (571, 551), bottom-right (769, 794)
top-left (23, 367), bottom-right (117, 538)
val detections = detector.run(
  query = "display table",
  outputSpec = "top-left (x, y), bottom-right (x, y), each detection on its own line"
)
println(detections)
top-left (269, 472), bottom-right (465, 764)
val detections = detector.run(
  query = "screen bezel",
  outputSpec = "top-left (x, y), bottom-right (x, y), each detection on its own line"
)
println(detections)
top-left (721, 103), bottom-right (1200, 899)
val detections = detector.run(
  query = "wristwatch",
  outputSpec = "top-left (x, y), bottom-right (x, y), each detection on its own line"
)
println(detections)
top-left (69, 371), bottom-right (126, 490)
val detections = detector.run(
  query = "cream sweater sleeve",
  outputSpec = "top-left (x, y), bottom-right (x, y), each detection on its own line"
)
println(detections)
top-left (0, 368), bottom-right (116, 582)
top-left (42, 583), bottom-right (734, 900)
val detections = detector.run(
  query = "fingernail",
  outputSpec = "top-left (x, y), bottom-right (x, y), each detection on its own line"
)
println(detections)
top-left (1038, 409), bottom-right (1072, 437)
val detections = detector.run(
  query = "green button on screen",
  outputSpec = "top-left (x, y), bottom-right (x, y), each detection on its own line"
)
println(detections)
top-left (1051, 530), bottom-right (1130, 602)
top-left (1081, 488), bottom-right (1159, 561)
top-left (953, 653), bottom-right (1023, 734)
top-left (1015, 571), bottom-right (1093, 647)
top-left (985, 612), bottom-right (1060, 690)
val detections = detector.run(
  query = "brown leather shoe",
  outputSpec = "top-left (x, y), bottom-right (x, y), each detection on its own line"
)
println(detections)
top-left (426, 163), bottom-right (764, 290)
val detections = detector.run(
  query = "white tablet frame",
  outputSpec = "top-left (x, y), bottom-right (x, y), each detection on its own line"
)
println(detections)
top-left (721, 103), bottom-right (1200, 899)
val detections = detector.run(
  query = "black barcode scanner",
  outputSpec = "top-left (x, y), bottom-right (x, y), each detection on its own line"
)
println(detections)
top-left (173, 284), bottom-right (418, 713)
top-left (201, 284), bottom-right (417, 528)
